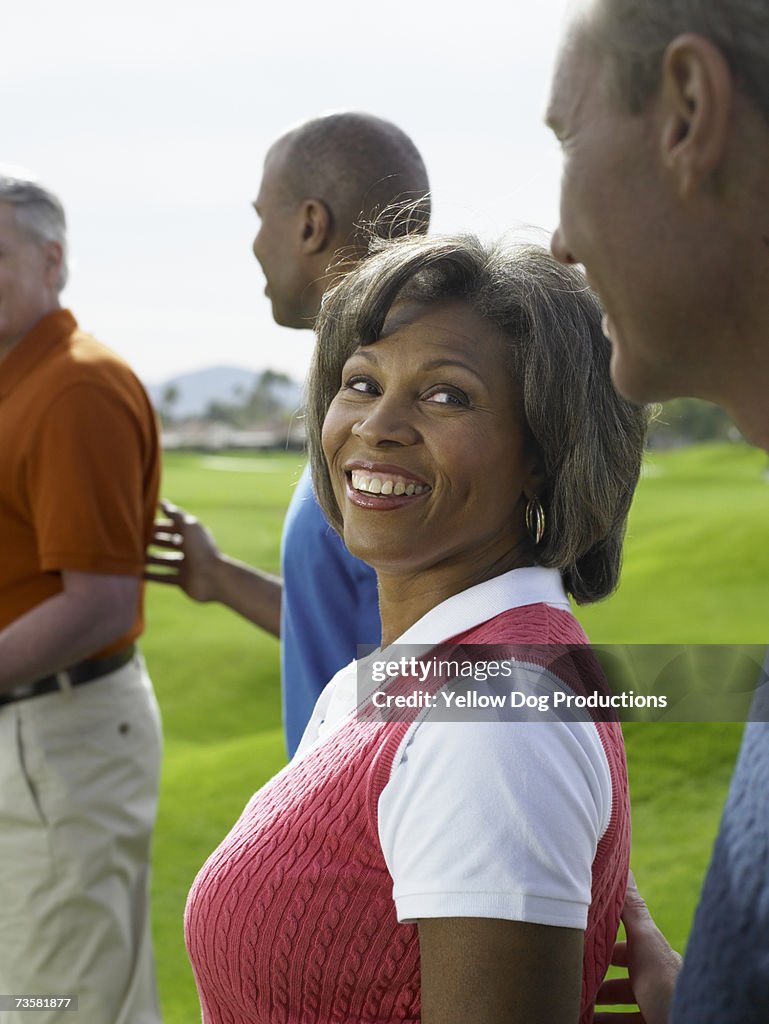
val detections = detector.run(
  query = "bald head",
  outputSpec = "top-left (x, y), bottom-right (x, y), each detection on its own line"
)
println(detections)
top-left (252, 112), bottom-right (430, 330)
top-left (270, 112), bottom-right (430, 248)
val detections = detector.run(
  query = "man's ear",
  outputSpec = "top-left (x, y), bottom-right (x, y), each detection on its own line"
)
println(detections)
top-left (298, 198), bottom-right (334, 255)
top-left (658, 34), bottom-right (733, 197)
top-left (42, 241), bottom-right (63, 290)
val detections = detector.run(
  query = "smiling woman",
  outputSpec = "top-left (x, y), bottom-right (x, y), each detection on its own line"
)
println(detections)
top-left (184, 235), bottom-right (649, 1024)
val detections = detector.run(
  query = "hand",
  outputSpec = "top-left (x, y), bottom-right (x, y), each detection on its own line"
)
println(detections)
top-left (145, 500), bottom-right (224, 602)
top-left (594, 872), bottom-right (682, 1024)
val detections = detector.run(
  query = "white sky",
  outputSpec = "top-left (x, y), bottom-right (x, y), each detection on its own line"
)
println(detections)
top-left (7, 0), bottom-right (570, 386)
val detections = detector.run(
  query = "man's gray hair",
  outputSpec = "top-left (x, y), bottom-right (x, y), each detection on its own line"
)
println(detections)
top-left (306, 233), bottom-right (649, 605)
top-left (587, 0), bottom-right (769, 120)
top-left (0, 174), bottom-right (68, 291)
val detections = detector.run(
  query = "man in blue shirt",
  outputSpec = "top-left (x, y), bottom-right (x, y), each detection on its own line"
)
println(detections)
top-left (547, 2), bottom-right (769, 1021)
top-left (147, 113), bottom-right (430, 755)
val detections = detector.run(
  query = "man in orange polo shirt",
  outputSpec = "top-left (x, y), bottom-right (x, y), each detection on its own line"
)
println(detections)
top-left (0, 174), bottom-right (162, 1022)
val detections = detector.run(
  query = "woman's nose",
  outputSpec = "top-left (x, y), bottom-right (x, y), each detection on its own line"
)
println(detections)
top-left (351, 396), bottom-right (421, 448)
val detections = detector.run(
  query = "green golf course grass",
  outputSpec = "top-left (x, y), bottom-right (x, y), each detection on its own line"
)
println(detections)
top-left (144, 443), bottom-right (768, 1022)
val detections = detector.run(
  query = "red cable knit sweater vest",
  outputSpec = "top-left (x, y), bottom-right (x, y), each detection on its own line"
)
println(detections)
top-left (186, 604), bottom-right (630, 1024)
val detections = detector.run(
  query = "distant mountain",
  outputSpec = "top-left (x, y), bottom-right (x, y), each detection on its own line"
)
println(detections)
top-left (147, 365), bottom-right (302, 419)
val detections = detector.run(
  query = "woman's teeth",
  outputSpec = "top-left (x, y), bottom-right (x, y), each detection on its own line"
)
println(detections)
top-left (350, 472), bottom-right (428, 496)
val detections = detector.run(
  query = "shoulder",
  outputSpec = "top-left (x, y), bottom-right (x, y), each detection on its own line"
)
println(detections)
top-left (456, 603), bottom-right (588, 645)
top-left (59, 328), bottom-right (147, 393)
top-left (375, 714), bottom-right (612, 928)
top-left (35, 328), bottom-right (154, 429)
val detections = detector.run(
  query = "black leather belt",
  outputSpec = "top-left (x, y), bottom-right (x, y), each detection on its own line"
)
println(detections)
top-left (0, 644), bottom-right (137, 707)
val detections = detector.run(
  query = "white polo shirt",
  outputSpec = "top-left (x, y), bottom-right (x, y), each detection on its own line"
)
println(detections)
top-left (295, 567), bottom-right (612, 930)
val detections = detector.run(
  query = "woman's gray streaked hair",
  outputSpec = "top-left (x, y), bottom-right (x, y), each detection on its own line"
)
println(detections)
top-left (306, 233), bottom-right (649, 605)
top-left (0, 174), bottom-right (68, 291)
top-left (585, 0), bottom-right (769, 122)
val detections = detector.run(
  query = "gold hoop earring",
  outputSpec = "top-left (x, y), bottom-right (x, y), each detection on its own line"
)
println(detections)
top-left (525, 497), bottom-right (546, 545)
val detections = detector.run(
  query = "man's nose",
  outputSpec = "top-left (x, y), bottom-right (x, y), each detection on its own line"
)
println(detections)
top-left (550, 225), bottom-right (577, 266)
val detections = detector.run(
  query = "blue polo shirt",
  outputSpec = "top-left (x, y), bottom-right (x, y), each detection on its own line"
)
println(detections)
top-left (280, 466), bottom-right (380, 756)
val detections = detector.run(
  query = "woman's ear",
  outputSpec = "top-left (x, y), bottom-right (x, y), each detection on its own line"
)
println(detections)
top-left (523, 452), bottom-right (547, 502)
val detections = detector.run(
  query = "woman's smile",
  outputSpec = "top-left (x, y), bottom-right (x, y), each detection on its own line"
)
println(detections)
top-left (349, 472), bottom-right (430, 498)
top-left (344, 460), bottom-right (432, 510)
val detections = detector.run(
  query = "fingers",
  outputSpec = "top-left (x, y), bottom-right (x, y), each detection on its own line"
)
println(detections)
top-left (594, 1013), bottom-right (644, 1023)
top-left (149, 530), bottom-right (184, 550)
top-left (151, 519), bottom-right (176, 532)
top-left (144, 551), bottom-right (183, 585)
top-left (611, 941), bottom-right (629, 968)
top-left (596, 977), bottom-right (636, 1005)
top-left (144, 571), bottom-right (179, 584)
top-left (621, 872), bottom-right (655, 935)
top-left (621, 870), bottom-right (681, 963)
top-left (610, 870), bottom-right (682, 1024)
top-left (160, 498), bottom-right (194, 525)
top-left (160, 498), bottom-right (182, 518)
top-left (145, 553), bottom-right (182, 567)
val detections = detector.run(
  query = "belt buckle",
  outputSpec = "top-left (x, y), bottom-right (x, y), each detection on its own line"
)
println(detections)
top-left (56, 671), bottom-right (74, 699)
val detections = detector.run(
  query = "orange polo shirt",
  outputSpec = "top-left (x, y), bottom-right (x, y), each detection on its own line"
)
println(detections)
top-left (0, 309), bottom-right (161, 656)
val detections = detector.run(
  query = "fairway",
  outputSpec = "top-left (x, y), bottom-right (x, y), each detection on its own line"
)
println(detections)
top-left (145, 444), bottom-right (768, 1023)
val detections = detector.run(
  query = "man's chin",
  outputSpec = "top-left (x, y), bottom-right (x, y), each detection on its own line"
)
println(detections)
top-left (609, 344), bottom-right (665, 406)
top-left (269, 303), bottom-right (294, 329)
top-left (272, 313), bottom-right (308, 331)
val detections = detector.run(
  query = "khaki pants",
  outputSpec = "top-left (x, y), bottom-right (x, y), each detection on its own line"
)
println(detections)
top-left (0, 656), bottom-right (163, 1024)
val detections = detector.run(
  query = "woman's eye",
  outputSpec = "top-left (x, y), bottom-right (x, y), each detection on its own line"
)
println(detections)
top-left (424, 387), bottom-right (470, 407)
top-left (344, 375), bottom-right (379, 395)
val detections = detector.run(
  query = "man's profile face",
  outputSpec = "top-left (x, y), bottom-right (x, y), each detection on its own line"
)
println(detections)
top-left (547, 19), bottom-right (693, 404)
top-left (0, 202), bottom-right (60, 354)
top-left (251, 145), bottom-right (312, 330)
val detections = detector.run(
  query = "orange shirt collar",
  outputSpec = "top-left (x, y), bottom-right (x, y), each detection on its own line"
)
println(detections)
top-left (0, 309), bottom-right (78, 399)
